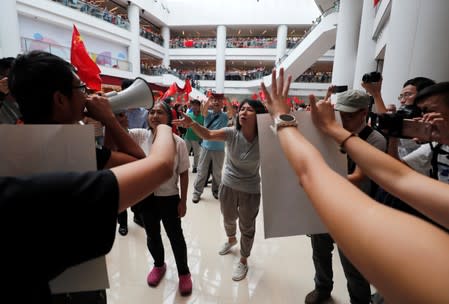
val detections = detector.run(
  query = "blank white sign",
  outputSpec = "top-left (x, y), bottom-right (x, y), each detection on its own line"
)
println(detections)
top-left (257, 111), bottom-right (347, 238)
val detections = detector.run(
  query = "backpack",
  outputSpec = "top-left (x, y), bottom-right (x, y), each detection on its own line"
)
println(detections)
top-left (430, 143), bottom-right (449, 182)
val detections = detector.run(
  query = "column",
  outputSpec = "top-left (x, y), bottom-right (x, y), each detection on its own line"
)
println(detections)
top-left (275, 24), bottom-right (288, 65)
top-left (331, 0), bottom-right (363, 90)
top-left (127, 3), bottom-right (141, 77)
top-left (161, 26), bottom-right (170, 68)
top-left (0, 0), bottom-right (21, 58)
top-left (352, 0), bottom-right (377, 90)
top-left (381, 0), bottom-right (449, 106)
top-left (215, 25), bottom-right (226, 94)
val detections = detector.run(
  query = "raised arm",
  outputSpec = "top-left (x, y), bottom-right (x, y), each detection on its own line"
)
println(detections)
top-left (172, 111), bottom-right (227, 141)
top-left (110, 124), bottom-right (175, 212)
top-left (261, 68), bottom-right (449, 304)
top-left (86, 95), bottom-right (146, 167)
top-left (361, 80), bottom-right (387, 114)
top-left (201, 97), bottom-right (212, 117)
top-left (310, 95), bottom-right (449, 229)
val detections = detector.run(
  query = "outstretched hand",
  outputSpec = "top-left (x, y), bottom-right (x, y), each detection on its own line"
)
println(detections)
top-left (309, 94), bottom-right (339, 135)
top-left (172, 111), bottom-right (194, 128)
top-left (260, 67), bottom-right (292, 117)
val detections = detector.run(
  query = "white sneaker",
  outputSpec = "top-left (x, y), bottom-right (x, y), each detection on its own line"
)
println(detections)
top-left (232, 262), bottom-right (248, 281)
top-left (218, 241), bottom-right (237, 255)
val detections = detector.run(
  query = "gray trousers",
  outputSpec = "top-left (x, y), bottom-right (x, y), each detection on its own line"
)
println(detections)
top-left (193, 147), bottom-right (225, 197)
top-left (184, 139), bottom-right (201, 170)
top-left (219, 185), bottom-right (261, 258)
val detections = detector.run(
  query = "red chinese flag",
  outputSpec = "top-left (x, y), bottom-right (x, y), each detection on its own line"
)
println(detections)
top-left (161, 82), bottom-right (177, 100)
top-left (258, 89), bottom-right (266, 101)
top-left (251, 93), bottom-right (258, 100)
top-left (71, 25), bottom-right (102, 91)
top-left (183, 79), bottom-right (192, 95)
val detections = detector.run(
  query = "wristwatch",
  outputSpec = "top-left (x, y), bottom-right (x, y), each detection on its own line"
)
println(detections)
top-left (271, 113), bottom-right (298, 135)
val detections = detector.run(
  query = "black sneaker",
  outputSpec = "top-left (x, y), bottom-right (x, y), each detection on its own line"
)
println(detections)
top-left (118, 225), bottom-right (128, 236)
top-left (133, 215), bottom-right (144, 228)
top-left (192, 193), bottom-right (200, 204)
top-left (305, 289), bottom-right (331, 304)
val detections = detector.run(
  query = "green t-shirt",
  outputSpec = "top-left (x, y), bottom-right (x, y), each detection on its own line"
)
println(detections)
top-left (184, 111), bottom-right (204, 141)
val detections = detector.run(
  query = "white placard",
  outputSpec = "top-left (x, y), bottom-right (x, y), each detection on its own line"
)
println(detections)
top-left (258, 111), bottom-right (347, 238)
top-left (0, 125), bottom-right (109, 293)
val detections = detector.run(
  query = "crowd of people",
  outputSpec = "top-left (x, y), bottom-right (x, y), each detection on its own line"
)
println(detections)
top-left (2, 48), bottom-right (449, 304)
top-left (169, 36), bottom-right (303, 49)
top-left (54, 0), bottom-right (130, 29)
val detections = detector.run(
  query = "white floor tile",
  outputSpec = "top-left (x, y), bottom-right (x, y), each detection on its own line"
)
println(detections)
top-left (106, 162), bottom-right (355, 303)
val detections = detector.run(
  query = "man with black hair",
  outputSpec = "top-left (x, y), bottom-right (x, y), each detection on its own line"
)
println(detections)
top-left (191, 95), bottom-right (228, 203)
top-left (184, 99), bottom-right (204, 173)
top-left (9, 51), bottom-right (145, 168)
top-left (404, 82), bottom-right (449, 182)
top-left (0, 57), bottom-right (22, 124)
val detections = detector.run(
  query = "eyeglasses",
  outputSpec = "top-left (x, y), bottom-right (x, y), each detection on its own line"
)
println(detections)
top-left (73, 83), bottom-right (88, 94)
top-left (397, 92), bottom-right (415, 100)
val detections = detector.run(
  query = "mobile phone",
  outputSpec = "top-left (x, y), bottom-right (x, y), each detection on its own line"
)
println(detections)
top-left (332, 85), bottom-right (348, 94)
top-left (401, 119), bottom-right (432, 141)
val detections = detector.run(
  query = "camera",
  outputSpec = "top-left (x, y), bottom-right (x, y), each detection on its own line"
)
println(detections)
top-left (331, 85), bottom-right (348, 94)
top-left (370, 105), bottom-right (431, 140)
top-left (362, 71), bottom-right (382, 83)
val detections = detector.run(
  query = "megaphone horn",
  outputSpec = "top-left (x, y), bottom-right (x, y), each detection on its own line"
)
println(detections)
top-left (105, 77), bottom-right (154, 113)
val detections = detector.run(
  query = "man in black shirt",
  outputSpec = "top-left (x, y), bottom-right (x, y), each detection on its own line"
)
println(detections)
top-left (0, 123), bottom-right (175, 303)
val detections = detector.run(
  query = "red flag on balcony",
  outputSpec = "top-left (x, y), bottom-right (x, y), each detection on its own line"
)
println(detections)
top-left (71, 25), bottom-right (102, 91)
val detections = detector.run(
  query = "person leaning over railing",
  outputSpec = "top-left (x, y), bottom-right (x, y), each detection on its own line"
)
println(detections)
top-left (261, 68), bottom-right (449, 304)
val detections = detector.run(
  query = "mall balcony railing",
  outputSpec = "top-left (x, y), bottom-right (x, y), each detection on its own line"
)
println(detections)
top-left (21, 37), bottom-right (132, 72)
top-left (51, 0), bottom-right (130, 30)
top-left (169, 37), bottom-right (301, 49)
top-left (140, 28), bottom-right (164, 46)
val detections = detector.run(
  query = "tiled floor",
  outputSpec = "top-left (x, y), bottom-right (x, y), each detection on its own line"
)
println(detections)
top-left (106, 164), bottom-right (356, 304)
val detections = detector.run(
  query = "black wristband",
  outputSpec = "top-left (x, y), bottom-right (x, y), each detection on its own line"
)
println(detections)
top-left (339, 133), bottom-right (356, 154)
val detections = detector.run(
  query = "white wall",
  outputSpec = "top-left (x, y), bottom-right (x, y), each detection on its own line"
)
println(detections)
top-left (19, 16), bottom-right (128, 60)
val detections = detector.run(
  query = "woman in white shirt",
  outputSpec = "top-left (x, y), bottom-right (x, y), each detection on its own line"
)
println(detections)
top-left (128, 101), bottom-right (192, 296)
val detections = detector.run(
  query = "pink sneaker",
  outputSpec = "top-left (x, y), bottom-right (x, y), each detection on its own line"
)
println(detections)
top-left (178, 273), bottom-right (192, 296)
top-left (147, 264), bottom-right (166, 287)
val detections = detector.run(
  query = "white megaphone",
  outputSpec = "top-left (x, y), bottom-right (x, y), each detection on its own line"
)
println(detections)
top-left (105, 77), bottom-right (154, 113)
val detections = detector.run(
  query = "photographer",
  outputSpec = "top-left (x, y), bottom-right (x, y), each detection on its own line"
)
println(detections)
top-left (403, 82), bottom-right (449, 183)
top-left (362, 75), bottom-right (435, 162)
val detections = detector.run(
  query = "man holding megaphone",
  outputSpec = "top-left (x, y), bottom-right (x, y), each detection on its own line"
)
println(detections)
top-left (9, 50), bottom-right (147, 170)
